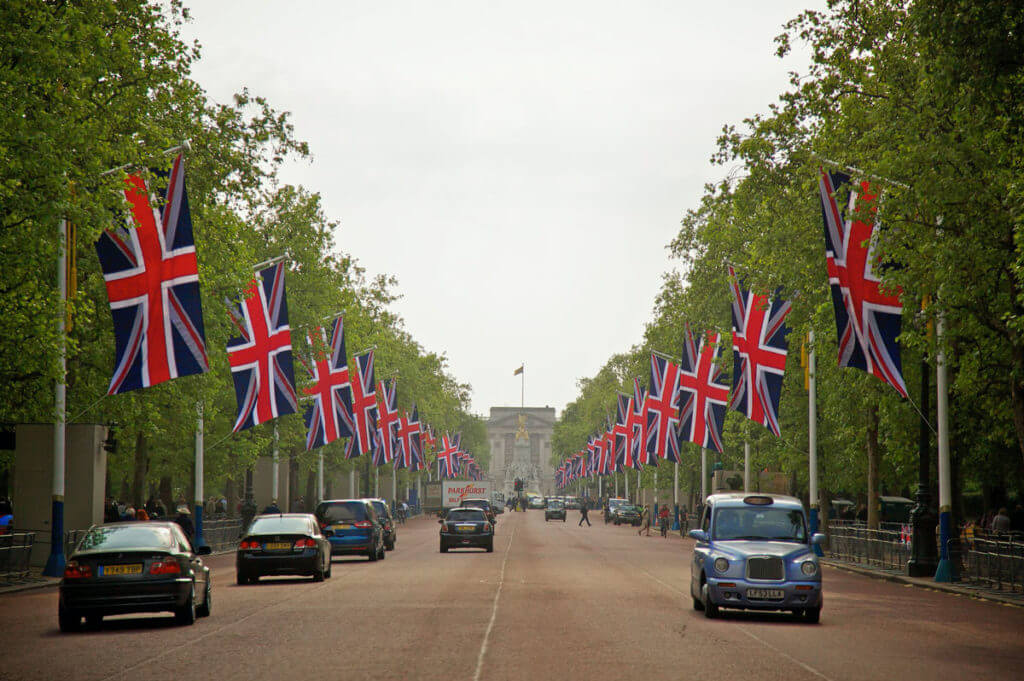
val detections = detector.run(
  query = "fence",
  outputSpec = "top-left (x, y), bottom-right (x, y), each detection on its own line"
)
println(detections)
top-left (960, 532), bottom-right (1024, 594)
top-left (201, 517), bottom-right (245, 553)
top-left (826, 522), bottom-right (911, 571)
top-left (0, 533), bottom-right (36, 583)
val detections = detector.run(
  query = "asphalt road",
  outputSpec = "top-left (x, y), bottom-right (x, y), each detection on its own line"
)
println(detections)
top-left (1, 510), bottom-right (1022, 681)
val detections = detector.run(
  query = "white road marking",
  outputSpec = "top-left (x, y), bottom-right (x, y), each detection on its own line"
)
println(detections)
top-left (472, 524), bottom-right (517, 681)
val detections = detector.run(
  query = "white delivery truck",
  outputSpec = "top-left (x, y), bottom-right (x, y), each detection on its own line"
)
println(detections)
top-left (442, 481), bottom-right (493, 509)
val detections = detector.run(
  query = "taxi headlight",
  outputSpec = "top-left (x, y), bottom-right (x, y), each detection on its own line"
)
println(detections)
top-left (801, 560), bottom-right (818, 576)
top-left (714, 557), bottom-right (729, 573)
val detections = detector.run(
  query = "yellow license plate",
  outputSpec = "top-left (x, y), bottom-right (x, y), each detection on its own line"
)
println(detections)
top-left (101, 563), bottom-right (142, 576)
top-left (456, 525), bottom-right (475, 533)
top-left (332, 524), bottom-right (351, 530)
top-left (265, 542), bottom-right (292, 550)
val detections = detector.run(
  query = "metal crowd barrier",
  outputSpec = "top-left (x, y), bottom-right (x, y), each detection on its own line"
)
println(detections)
top-left (201, 517), bottom-right (245, 553)
top-left (0, 533), bottom-right (36, 583)
top-left (960, 532), bottom-right (1024, 593)
top-left (826, 522), bottom-right (912, 571)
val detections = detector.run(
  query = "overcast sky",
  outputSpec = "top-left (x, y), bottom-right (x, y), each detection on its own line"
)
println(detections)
top-left (178, 0), bottom-right (820, 418)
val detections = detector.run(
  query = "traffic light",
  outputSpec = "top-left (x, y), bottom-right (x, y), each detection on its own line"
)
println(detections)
top-left (514, 478), bottom-right (523, 492)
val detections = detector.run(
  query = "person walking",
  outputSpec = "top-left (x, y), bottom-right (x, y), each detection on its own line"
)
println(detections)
top-left (262, 499), bottom-right (281, 514)
top-left (658, 504), bottom-right (670, 537)
top-left (638, 504), bottom-right (651, 536)
top-left (173, 505), bottom-right (194, 542)
top-left (578, 503), bottom-right (591, 527)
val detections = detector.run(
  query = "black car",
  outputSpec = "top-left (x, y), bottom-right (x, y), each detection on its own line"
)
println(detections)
top-left (613, 505), bottom-right (642, 526)
top-left (544, 500), bottom-right (567, 522)
top-left (315, 499), bottom-right (386, 561)
top-left (59, 521), bottom-right (212, 632)
top-left (440, 508), bottom-right (494, 552)
top-left (363, 498), bottom-right (397, 551)
top-left (236, 514), bottom-right (333, 583)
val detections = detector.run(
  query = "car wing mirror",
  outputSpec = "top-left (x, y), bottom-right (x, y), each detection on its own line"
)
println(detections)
top-left (687, 529), bottom-right (708, 542)
top-left (811, 532), bottom-right (825, 546)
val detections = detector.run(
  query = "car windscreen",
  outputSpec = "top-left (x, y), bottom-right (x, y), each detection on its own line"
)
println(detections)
top-left (249, 516), bottom-right (312, 535)
top-left (712, 507), bottom-right (807, 542)
top-left (547, 501), bottom-right (564, 509)
top-left (446, 510), bottom-right (486, 522)
top-left (76, 525), bottom-right (175, 553)
top-left (316, 502), bottom-right (367, 523)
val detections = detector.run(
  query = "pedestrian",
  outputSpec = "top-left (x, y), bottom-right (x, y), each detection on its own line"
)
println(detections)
top-left (658, 504), bottom-right (670, 537)
top-left (104, 497), bottom-right (119, 523)
top-left (638, 505), bottom-right (651, 536)
top-left (173, 504), bottom-right (194, 541)
top-left (578, 502), bottom-right (591, 527)
top-left (290, 495), bottom-right (305, 513)
top-left (400, 500), bottom-right (409, 523)
top-left (991, 507), bottom-right (1012, 532)
top-left (262, 499), bottom-right (281, 514)
top-left (135, 507), bottom-right (149, 521)
top-left (122, 506), bottom-right (135, 521)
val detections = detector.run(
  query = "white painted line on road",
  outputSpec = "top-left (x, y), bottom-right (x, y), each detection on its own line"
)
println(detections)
top-left (472, 524), bottom-right (517, 681)
top-left (736, 627), bottom-right (835, 681)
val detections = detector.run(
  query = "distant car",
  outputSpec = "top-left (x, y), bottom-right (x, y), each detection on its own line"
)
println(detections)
top-left (314, 499), bottom-right (386, 561)
top-left (544, 500), bottom-right (566, 522)
top-left (613, 505), bottom-right (642, 526)
top-left (605, 498), bottom-right (629, 524)
top-left (564, 497), bottom-right (580, 510)
top-left (689, 493), bottom-right (824, 622)
top-left (363, 498), bottom-right (397, 550)
top-left (460, 498), bottom-right (497, 524)
top-left (527, 496), bottom-right (546, 509)
top-left (440, 507), bottom-right (494, 552)
top-left (59, 521), bottom-right (212, 631)
top-left (236, 513), bottom-right (333, 584)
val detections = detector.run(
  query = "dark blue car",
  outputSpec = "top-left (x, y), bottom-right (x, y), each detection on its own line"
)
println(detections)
top-left (314, 499), bottom-right (385, 562)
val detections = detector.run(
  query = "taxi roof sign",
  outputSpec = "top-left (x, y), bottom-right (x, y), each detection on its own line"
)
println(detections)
top-left (743, 495), bottom-right (774, 506)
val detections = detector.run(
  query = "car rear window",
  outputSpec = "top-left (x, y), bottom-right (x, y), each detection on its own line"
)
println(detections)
top-left (370, 501), bottom-right (389, 518)
top-left (447, 509), bottom-right (486, 522)
top-left (249, 516), bottom-right (313, 535)
top-left (76, 525), bottom-right (174, 553)
top-left (316, 502), bottom-right (367, 523)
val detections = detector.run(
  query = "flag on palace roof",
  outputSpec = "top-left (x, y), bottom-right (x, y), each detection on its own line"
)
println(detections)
top-left (226, 261), bottom-right (297, 432)
top-left (95, 154), bottom-right (209, 395)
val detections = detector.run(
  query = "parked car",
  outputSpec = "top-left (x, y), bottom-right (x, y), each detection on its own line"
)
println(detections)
top-left (363, 498), bottom-right (397, 550)
top-left (688, 493), bottom-right (824, 622)
top-left (236, 513), bottom-right (333, 584)
top-left (459, 498), bottom-right (496, 524)
top-left (613, 505), bottom-right (642, 526)
top-left (544, 499), bottom-right (567, 522)
top-left (439, 507), bottom-right (494, 552)
top-left (59, 521), bottom-right (212, 631)
top-left (314, 499), bottom-right (386, 561)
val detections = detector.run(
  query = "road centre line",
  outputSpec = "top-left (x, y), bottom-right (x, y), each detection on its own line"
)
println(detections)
top-left (472, 523), bottom-right (517, 681)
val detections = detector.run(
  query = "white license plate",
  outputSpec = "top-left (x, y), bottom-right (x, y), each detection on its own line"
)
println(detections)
top-left (747, 588), bottom-right (785, 600)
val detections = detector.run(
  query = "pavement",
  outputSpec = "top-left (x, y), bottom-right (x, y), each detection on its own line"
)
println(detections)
top-left (1, 511), bottom-right (1023, 681)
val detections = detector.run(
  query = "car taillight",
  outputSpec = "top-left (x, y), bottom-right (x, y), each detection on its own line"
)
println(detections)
top-left (294, 538), bottom-right (316, 549)
top-left (239, 539), bottom-right (261, 550)
top-left (63, 561), bottom-right (92, 579)
top-left (441, 523), bottom-right (450, 532)
top-left (149, 559), bottom-right (182, 575)
top-left (353, 521), bottom-right (373, 529)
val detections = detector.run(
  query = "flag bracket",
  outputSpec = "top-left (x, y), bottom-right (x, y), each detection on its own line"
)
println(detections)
top-left (99, 141), bottom-right (192, 178)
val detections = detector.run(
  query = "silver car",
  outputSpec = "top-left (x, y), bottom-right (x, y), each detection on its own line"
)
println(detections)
top-left (689, 493), bottom-right (824, 622)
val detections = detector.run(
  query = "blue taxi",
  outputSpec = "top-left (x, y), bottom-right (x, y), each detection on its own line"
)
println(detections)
top-left (688, 493), bottom-right (824, 622)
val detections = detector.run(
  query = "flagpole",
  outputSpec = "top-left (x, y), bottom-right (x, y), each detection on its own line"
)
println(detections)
top-left (43, 218), bottom-right (68, 577)
top-left (99, 140), bottom-right (191, 177)
top-left (808, 330), bottom-right (822, 555)
top-left (272, 424), bottom-right (280, 506)
top-left (701, 448), bottom-right (708, 503)
top-left (194, 403), bottom-right (205, 548)
top-left (520, 362), bottom-right (524, 411)
top-left (317, 452), bottom-right (324, 504)
top-left (744, 440), bottom-right (751, 493)
top-left (672, 461), bottom-right (680, 531)
top-left (934, 313), bottom-right (953, 582)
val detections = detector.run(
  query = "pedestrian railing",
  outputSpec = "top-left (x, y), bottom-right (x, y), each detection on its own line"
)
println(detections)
top-left (827, 522), bottom-right (911, 571)
top-left (0, 533), bottom-right (36, 583)
top-left (201, 517), bottom-right (245, 553)
top-left (960, 532), bottom-right (1024, 593)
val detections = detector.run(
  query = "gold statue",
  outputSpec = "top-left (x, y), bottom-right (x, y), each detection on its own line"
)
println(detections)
top-left (515, 413), bottom-right (529, 441)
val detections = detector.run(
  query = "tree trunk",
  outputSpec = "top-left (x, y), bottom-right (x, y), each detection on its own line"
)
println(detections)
top-left (305, 470), bottom-right (316, 508)
top-left (159, 476), bottom-right (172, 515)
top-left (288, 451), bottom-right (299, 510)
top-left (132, 431), bottom-right (147, 509)
top-left (866, 405), bottom-right (881, 529)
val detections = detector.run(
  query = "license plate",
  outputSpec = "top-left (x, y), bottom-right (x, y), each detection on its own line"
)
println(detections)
top-left (747, 588), bottom-right (785, 600)
top-left (332, 524), bottom-right (351, 530)
top-left (265, 542), bottom-right (292, 550)
top-left (456, 525), bottom-right (475, 533)
top-left (101, 563), bottom-right (142, 576)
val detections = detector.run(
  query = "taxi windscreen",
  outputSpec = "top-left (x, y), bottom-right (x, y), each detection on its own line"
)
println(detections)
top-left (713, 507), bottom-right (807, 542)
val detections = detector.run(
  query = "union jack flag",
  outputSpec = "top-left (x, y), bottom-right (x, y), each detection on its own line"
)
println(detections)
top-left (226, 262), bottom-right (297, 432)
top-left (678, 325), bottom-right (729, 453)
top-left (301, 317), bottom-right (353, 450)
top-left (437, 433), bottom-right (458, 478)
top-left (373, 378), bottom-right (399, 466)
top-left (612, 392), bottom-right (631, 472)
top-left (347, 350), bottom-right (377, 457)
top-left (396, 408), bottom-right (421, 470)
top-left (630, 379), bottom-right (655, 467)
top-left (601, 422), bottom-right (615, 475)
top-left (728, 266), bottom-right (792, 436)
top-left (646, 354), bottom-right (682, 463)
top-left (818, 170), bottom-right (907, 397)
top-left (95, 154), bottom-right (209, 395)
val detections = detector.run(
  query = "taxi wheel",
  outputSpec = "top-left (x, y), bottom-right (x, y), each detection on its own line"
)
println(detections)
top-left (701, 583), bottom-right (719, 619)
top-left (803, 606), bottom-right (821, 624)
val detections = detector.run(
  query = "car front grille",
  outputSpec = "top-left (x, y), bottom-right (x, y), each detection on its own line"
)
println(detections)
top-left (746, 556), bottom-right (784, 581)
